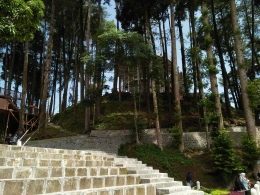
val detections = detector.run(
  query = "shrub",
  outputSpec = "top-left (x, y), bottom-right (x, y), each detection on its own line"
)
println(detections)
top-left (129, 117), bottom-right (147, 142)
top-left (211, 189), bottom-right (230, 195)
top-left (170, 125), bottom-right (182, 148)
top-left (118, 142), bottom-right (132, 156)
top-left (199, 188), bottom-right (212, 194)
top-left (241, 133), bottom-right (260, 170)
top-left (128, 143), bottom-right (192, 171)
top-left (211, 129), bottom-right (243, 177)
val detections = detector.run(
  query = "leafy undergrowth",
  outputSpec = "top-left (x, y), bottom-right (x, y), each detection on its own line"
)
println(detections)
top-left (119, 142), bottom-right (229, 190)
top-left (21, 124), bottom-right (77, 141)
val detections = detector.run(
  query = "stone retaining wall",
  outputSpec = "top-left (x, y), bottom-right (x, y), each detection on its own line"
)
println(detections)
top-left (142, 126), bottom-right (260, 149)
top-left (27, 126), bottom-right (259, 154)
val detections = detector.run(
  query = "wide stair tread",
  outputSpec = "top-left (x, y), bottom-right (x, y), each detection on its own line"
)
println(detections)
top-left (157, 186), bottom-right (197, 195)
top-left (165, 189), bottom-right (204, 195)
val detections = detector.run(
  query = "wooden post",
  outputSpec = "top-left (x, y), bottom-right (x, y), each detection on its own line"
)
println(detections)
top-left (4, 111), bottom-right (10, 144)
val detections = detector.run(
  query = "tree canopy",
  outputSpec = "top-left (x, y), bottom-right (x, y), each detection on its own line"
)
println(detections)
top-left (0, 0), bottom-right (44, 41)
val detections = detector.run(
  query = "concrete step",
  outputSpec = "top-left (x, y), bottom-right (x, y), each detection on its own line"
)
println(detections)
top-left (0, 145), bottom-right (147, 166)
top-left (0, 145), bottom-right (146, 166)
top-left (0, 166), bottom-right (127, 179)
top-left (0, 176), bottom-right (155, 195)
top-left (141, 177), bottom-right (176, 183)
top-left (0, 144), bottom-right (85, 154)
top-left (0, 157), bottom-right (114, 167)
top-left (0, 150), bottom-right (111, 161)
top-left (37, 191), bottom-right (97, 195)
top-left (113, 159), bottom-right (143, 165)
top-left (147, 181), bottom-right (183, 189)
top-left (0, 144), bottom-right (123, 161)
top-left (127, 169), bottom-right (160, 174)
top-left (126, 166), bottom-right (153, 171)
top-left (0, 175), bottom-right (143, 194)
top-left (115, 163), bottom-right (148, 170)
top-left (166, 189), bottom-right (204, 195)
top-left (137, 173), bottom-right (169, 178)
top-left (35, 183), bottom-right (157, 195)
top-left (156, 186), bottom-right (194, 195)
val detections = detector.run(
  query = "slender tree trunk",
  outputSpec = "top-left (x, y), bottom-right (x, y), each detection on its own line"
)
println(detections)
top-left (145, 11), bottom-right (162, 150)
top-left (74, 56), bottom-right (79, 123)
top-left (188, 6), bottom-right (197, 99)
top-left (31, 47), bottom-right (37, 105)
top-left (133, 87), bottom-right (140, 144)
top-left (230, 0), bottom-right (256, 137)
top-left (176, 9), bottom-right (188, 95)
top-left (59, 58), bottom-right (62, 113)
top-left (170, 1), bottom-right (183, 151)
top-left (162, 19), bottom-right (172, 125)
top-left (40, 21), bottom-right (47, 109)
top-left (113, 2), bottom-right (120, 94)
top-left (39, 0), bottom-right (55, 133)
top-left (211, 0), bottom-right (232, 119)
top-left (242, 0), bottom-right (259, 79)
top-left (61, 15), bottom-right (72, 112)
top-left (230, 2), bottom-right (258, 175)
top-left (8, 43), bottom-right (15, 92)
top-left (4, 44), bottom-right (8, 94)
top-left (158, 21), bottom-right (166, 90)
top-left (201, 2), bottom-right (223, 129)
top-left (62, 64), bottom-right (70, 111)
top-left (95, 0), bottom-right (102, 120)
top-left (79, 0), bottom-right (85, 101)
top-left (84, 0), bottom-right (92, 134)
top-left (222, 23), bottom-right (242, 109)
top-left (49, 55), bottom-right (58, 116)
top-left (19, 41), bottom-right (29, 132)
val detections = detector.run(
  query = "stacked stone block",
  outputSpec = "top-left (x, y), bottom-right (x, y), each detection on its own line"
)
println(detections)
top-left (0, 144), bottom-right (203, 195)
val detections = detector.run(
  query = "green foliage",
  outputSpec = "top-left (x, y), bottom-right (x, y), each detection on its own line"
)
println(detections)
top-left (130, 117), bottom-right (147, 141)
top-left (198, 93), bottom-right (218, 125)
top-left (52, 113), bottom-right (61, 124)
top-left (0, 0), bottom-right (44, 41)
top-left (172, 104), bottom-right (183, 123)
top-left (211, 129), bottom-right (243, 176)
top-left (241, 133), bottom-right (260, 170)
top-left (202, 8), bottom-right (209, 16)
top-left (233, 29), bottom-right (242, 37)
top-left (211, 189), bottom-right (230, 195)
top-left (208, 64), bottom-right (219, 74)
top-left (118, 142), bottom-right (132, 156)
top-left (51, 101), bottom-right (88, 134)
top-left (150, 62), bottom-right (164, 81)
top-left (203, 25), bottom-right (212, 35)
top-left (170, 126), bottom-right (182, 148)
top-left (247, 79), bottom-right (260, 110)
top-left (209, 126), bottom-right (220, 139)
top-left (118, 143), bottom-right (192, 171)
top-left (199, 188), bottom-right (212, 194)
top-left (98, 28), bottom-right (160, 79)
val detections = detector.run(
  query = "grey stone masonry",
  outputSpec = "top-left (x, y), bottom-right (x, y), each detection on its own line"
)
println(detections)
top-left (27, 134), bottom-right (132, 154)
top-left (26, 126), bottom-right (260, 154)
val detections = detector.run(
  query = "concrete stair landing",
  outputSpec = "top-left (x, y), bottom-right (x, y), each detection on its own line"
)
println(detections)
top-left (0, 144), bottom-right (203, 195)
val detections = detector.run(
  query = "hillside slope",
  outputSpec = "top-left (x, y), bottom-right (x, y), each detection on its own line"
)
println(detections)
top-left (52, 93), bottom-right (246, 134)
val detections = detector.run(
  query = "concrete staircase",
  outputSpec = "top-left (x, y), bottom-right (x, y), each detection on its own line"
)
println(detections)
top-left (0, 144), bottom-right (204, 195)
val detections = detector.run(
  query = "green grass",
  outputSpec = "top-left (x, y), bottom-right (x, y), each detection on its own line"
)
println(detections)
top-left (119, 143), bottom-right (193, 176)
